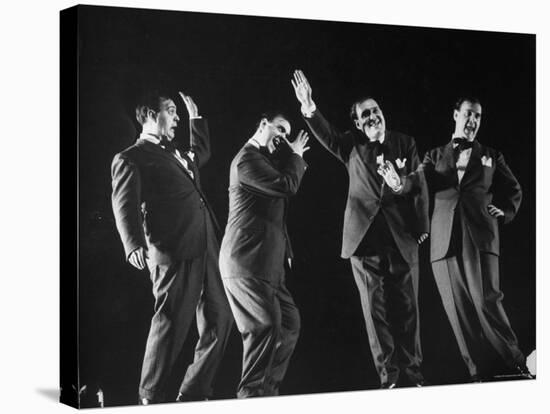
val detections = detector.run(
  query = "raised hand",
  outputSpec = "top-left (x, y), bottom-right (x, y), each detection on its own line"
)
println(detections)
top-left (377, 160), bottom-right (402, 190)
top-left (487, 204), bottom-right (505, 218)
top-left (129, 246), bottom-right (148, 270)
top-left (284, 130), bottom-right (310, 158)
top-left (178, 92), bottom-right (199, 118)
top-left (291, 69), bottom-right (315, 112)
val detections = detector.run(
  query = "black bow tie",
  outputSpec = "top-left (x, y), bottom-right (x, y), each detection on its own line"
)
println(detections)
top-left (452, 137), bottom-right (474, 151)
top-left (160, 137), bottom-right (178, 154)
top-left (366, 140), bottom-right (386, 152)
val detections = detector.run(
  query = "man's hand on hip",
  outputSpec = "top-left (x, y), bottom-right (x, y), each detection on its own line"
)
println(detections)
top-left (129, 246), bottom-right (148, 270)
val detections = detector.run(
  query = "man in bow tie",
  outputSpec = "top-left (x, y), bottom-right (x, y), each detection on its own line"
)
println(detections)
top-left (379, 97), bottom-right (532, 381)
top-left (291, 70), bottom-right (429, 389)
top-left (111, 90), bottom-right (233, 404)
top-left (219, 112), bottom-right (309, 397)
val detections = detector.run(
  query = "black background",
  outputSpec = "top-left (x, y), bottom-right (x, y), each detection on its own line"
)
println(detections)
top-left (75, 5), bottom-right (535, 407)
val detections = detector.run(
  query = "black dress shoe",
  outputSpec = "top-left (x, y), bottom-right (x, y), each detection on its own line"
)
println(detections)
top-left (139, 397), bottom-right (155, 405)
top-left (469, 374), bottom-right (483, 383)
top-left (176, 393), bottom-right (209, 402)
top-left (516, 365), bottom-right (535, 379)
top-left (380, 382), bottom-right (397, 389)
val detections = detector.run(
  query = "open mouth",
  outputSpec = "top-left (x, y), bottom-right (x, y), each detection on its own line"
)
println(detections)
top-left (465, 124), bottom-right (476, 134)
top-left (367, 118), bottom-right (381, 128)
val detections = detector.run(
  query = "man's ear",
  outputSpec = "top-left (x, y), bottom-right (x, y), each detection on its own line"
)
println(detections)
top-left (259, 118), bottom-right (268, 132)
top-left (147, 109), bottom-right (158, 122)
top-left (354, 119), bottom-right (362, 131)
top-left (453, 110), bottom-right (459, 122)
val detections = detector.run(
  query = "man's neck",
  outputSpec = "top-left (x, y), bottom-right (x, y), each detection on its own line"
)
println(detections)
top-left (248, 131), bottom-right (267, 148)
top-left (452, 132), bottom-right (475, 142)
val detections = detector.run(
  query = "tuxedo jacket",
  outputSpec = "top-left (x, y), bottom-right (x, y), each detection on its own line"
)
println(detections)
top-left (111, 119), bottom-right (216, 264)
top-left (219, 143), bottom-right (307, 281)
top-left (304, 110), bottom-right (429, 263)
top-left (418, 140), bottom-right (522, 261)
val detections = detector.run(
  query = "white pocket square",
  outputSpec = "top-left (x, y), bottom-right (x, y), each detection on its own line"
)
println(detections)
top-left (481, 156), bottom-right (493, 167)
top-left (395, 158), bottom-right (407, 169)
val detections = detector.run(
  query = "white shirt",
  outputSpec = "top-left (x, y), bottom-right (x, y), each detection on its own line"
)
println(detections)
top-left (452, 136), bottom-right (473, 184)
top-left (138, 133), bottom-right (195, 179)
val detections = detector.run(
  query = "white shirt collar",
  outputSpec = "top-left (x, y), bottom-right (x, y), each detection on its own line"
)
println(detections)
top-left (368, 131), bottom-right (385, 144)
top-left (138, 132), bottom-right (161, 145)
top-left (248, 138), bottom-right (261, 149)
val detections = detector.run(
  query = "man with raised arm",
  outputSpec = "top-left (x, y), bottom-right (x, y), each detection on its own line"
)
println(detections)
top-left (111, 91), bottom-right (233, 404)
top-left (292, 70), bottom-right (429, 388)
top-left (219, 112), bottom-right (309, 398)
top-left (378, 97), bottom-right (533, 381)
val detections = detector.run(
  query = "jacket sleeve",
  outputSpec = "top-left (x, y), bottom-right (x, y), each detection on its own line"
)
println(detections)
top-left (493, 151), bottom-right (522, 224)
top-left (238, 151), bottom-right (308, 198)
top-left (189, 118), bottom-right (211, 168)
top-left (303, 110), bottom-right (354, 163)
top-left (408, 139), bottom-right (430, 235)
top-left (111, 153), bottom-right (146, 259)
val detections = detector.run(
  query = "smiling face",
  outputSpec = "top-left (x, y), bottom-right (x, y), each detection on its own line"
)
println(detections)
top-left (260, 115), bottom-right (291, 153)
top-left (453, 100), bottom-right (482, 141)
top-left (353, 98), bottom-right (386, 141)
top-left (156, 98), bottom-right (180, 140)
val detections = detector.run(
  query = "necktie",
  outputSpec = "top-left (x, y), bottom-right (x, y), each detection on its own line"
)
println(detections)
top-left (160, 137), bottom-right (178, 154)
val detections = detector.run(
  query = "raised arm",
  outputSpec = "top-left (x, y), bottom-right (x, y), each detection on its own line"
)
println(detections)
top-left (291, 69), bottom-right (354, 162)
top-left (179, 92), bottom-right (211, 168)
top-left (238, 131), bottom-right (309, 198)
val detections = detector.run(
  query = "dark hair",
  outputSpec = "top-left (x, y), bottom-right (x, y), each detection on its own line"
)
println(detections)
top-left (349, 96), bottom-right (377, 121)
top-left (454, 96), bottom-right (481, 111)
top-left (135, 90), bottom-right (173, 125)
top-left (254, 110), bottom-right (290, 131)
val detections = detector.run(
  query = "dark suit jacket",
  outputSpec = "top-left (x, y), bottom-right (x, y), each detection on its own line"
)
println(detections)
top-left (111, 119), bottom-right (216, 264)
top-left (219, 143), bottom-right (307, 281)
top-left (417, 140), bottom-right (522, 261)
top-left (304, 110), bottom-right (429, 263)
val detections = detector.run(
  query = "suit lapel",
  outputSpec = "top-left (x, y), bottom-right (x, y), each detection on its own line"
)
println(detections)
top-left (438, 142), bottom-right (459, 187)
top-left (138, 140), bottom-right (196, 182)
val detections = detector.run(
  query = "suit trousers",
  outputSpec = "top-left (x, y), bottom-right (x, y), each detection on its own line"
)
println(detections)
top-left (222, 275), bottom-right (300, 398)
top-left (431, 214), bottom-right (525, 377)
top-left (350, 248), bottom-right (422, 386)
top-left (139, 215), bottom-right (234, 401)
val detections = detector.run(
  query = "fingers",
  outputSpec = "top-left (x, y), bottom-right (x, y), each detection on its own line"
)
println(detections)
top-left (179, 91), bottom-right (196, 107)
top-left (377, 161), bottom-right (394, 177)
top-left (293, 69), bottom-right (311, 90)
top-left (487, 204), bottom-right (504, 217)
top-left (296, 69), bottom-right (306, 85)
top-left (129, 248), bottom-right (147, 270)
top-left (296, 130), bottom-right (309, 143)
top-left (178, 91), bottom-right (189, 103)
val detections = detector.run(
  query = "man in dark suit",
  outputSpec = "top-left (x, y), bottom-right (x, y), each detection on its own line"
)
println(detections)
top-left (291, 70), bottom-right (429, 388)
top-left (219, 112), bottom-right (309, 398)
top-left (378, 97), bottom-right (533, 381)
top-left (111, 91), bottom-right (233, 404)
